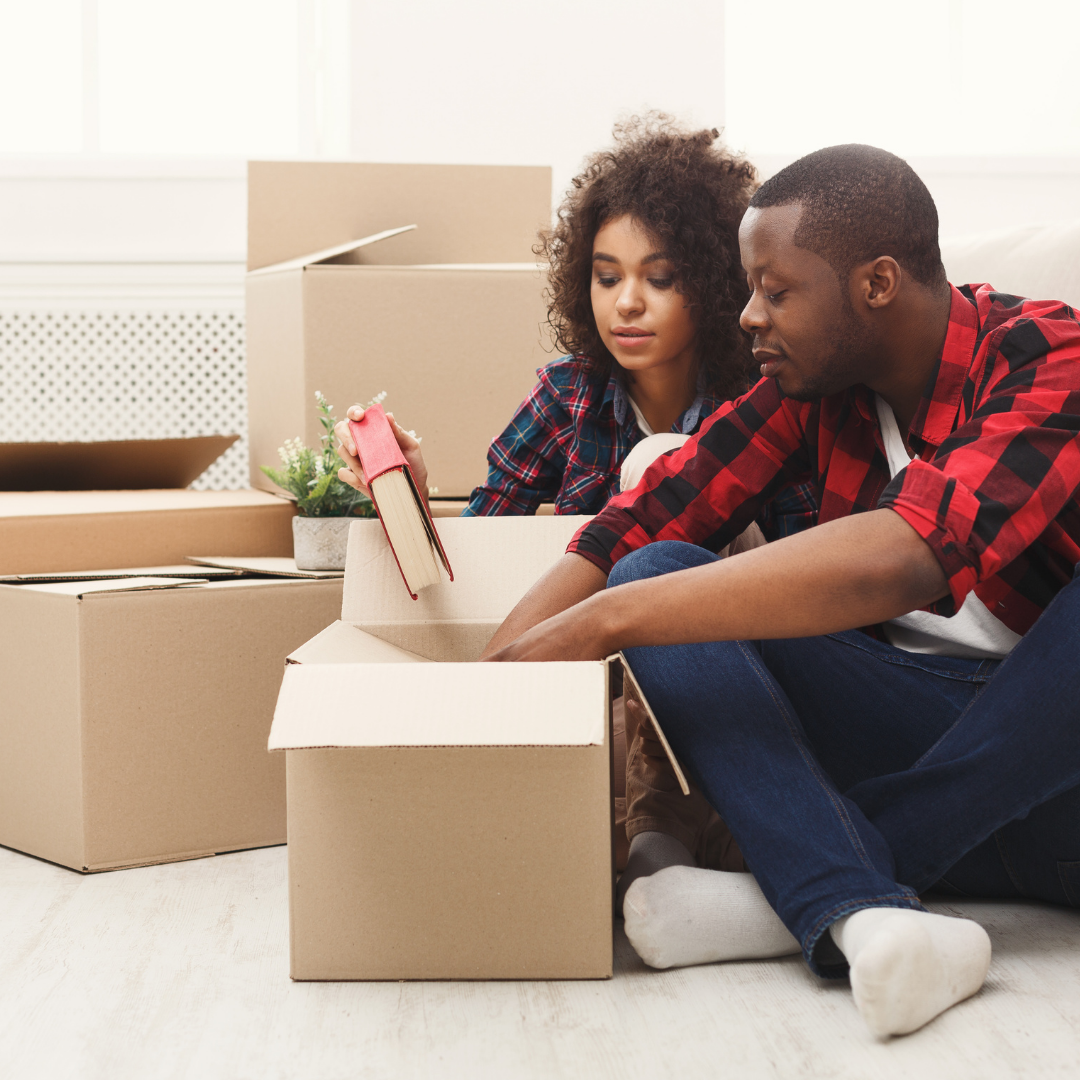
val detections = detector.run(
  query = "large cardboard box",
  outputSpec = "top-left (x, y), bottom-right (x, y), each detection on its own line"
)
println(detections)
top-left (245, 161), bottom-right (554, 499)
top-left (269, 516), bottom-right (616, 980)
top-left (0, 489), bottom-right (295, 574)
top-left (0, 571), bottom-right (342, 872)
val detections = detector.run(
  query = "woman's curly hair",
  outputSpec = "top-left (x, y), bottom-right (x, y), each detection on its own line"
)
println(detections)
top-left (536, 114), bottom-right (758, 401)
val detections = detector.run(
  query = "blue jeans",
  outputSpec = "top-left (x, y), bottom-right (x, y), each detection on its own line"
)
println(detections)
top-left (612, 542), bottom-right (1080, 977)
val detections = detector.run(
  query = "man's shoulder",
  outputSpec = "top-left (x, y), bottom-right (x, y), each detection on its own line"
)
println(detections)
top-left (959, 283), bottom-right (1080, 347)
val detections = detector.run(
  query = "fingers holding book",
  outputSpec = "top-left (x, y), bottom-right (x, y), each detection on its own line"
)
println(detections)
top-left (335, 405), bottom-right (429, 501)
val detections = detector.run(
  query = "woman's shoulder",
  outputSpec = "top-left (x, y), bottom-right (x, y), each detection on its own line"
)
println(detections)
top-left (535, 356), bottom-right (613, 411)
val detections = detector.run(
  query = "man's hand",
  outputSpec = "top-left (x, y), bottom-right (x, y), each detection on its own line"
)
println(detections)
top-left (335, 405), bottom-right (429, 501)
top-left (483, 589), bottom-right (615, 661)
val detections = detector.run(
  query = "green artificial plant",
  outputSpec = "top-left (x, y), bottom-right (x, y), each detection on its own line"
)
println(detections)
top-left (260, 391), bottom-right (384, 517)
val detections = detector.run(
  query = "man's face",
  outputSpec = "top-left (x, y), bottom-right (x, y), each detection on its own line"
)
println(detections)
top-left (738, 204), bottom-right (871, 401)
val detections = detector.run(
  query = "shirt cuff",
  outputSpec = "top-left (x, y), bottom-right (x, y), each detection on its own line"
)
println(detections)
top-left (878, 459), bottom-right (983, 615)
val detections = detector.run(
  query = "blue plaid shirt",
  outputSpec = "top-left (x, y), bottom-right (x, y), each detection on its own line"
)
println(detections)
top-left (463, 357), bottom-right (817, 539)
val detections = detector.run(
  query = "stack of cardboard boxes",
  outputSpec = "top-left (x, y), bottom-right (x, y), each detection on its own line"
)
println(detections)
top-left (0, 161), bottom-right (559, 878)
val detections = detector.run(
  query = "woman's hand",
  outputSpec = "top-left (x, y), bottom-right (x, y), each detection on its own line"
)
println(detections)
top-left (335, 404), bottom-right (430, 500)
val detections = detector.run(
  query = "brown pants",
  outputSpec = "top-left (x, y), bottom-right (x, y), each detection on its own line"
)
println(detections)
top-left (612, 524), bottom-right (766, 873)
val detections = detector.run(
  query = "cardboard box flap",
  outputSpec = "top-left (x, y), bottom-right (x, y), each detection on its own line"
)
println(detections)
top-left (185, 556), bottom-right (343, 579)
top-left (247, 161), bottom-right (551, 271)
top-left (342, 516), bottom-right (588, 624)
top-left (0, 436), bottom-right (238, 492)
top-left (287, 621), bottom-right (428, 665)
top-left (617, 652), bottom-right (690, 796)
top-left (15, 576), bottom-right (209, 597)
top-left (246, 225), bottom-right (417, 277)
top-left (269, 660), bottom-right (606, 750)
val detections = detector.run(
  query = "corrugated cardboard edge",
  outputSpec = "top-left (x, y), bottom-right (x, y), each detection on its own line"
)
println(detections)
top-left (616, 653), bottom-right (690, 796)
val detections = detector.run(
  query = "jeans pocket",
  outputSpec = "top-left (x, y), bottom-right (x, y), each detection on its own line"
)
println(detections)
top-left (1057, 861), bottom-right (1080, 908)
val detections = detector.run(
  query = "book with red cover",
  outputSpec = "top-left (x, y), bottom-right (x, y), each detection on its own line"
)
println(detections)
top-left (348, 404), bottom-right (453, 598)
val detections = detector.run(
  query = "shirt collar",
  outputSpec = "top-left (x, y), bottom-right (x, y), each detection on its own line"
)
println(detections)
top-left (849, 284), bottom-right (978, 448)
top-left (908, 284), bottom-right (980, 450)
top-left (611, 371), bottom-right (710, 435)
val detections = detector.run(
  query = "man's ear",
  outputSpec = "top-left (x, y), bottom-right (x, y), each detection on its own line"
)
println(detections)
top-left (854, 256), bottom-right (901, 310)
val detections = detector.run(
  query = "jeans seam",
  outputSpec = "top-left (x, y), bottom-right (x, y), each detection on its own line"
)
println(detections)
top-left (824, 632), bottom-right (992, 684)
top-left (736, 639), bottom-right (878, 875)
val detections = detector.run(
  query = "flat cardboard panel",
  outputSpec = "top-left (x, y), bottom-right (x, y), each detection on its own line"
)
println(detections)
top-left (286, 621), bottom-right (428, 665)
top-left (186, 556), bottom-right (342, 579)
top-left (286, 743), bottom-right (612, 980)
top-left (270, 660), bottom-right (606, 749)
top-left (247, 162), bottom-right (551, 272)
top-left (0, 489), bottom-right (295, 574)
top-left (74, 578), bottom-right (342, 870)
top-left (351, 620), bottom-right (502, 663)
top-left (247, 266), bottom-right (550, 496)
top-left (0, 435), bottom-right (238, 491)
top-left (248, 225), bottom-right (417, 276)
top-left (0, 587), bottom-right (85, 869)
top-left (342, 516), bottom-right (586, 625)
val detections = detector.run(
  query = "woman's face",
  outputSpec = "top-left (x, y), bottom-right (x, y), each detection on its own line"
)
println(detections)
top-left (590, 214), bottom-right (698, 376)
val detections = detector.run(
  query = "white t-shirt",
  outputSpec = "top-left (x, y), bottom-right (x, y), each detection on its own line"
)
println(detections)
top-left (876, 394), bottom-right (1021, 660)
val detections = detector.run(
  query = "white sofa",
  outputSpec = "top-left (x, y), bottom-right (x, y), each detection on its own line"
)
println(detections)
top-left (940, 220), bottom-right (1080, 309)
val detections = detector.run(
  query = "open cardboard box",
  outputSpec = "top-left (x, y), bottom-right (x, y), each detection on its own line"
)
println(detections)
top-left (245, 161), bottom-right (553, 500)
top-left (0, 488), bottom-right (296, 574)
top-left (270, 515), bottom-right (675, 980)
top-left (0, 566), bottom-right (343, 872)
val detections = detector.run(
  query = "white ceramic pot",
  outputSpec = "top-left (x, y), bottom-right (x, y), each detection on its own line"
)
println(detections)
top-left (292, 516), bottom-right (355, 571)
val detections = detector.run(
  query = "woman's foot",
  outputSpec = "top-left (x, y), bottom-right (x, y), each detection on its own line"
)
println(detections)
top-left (830, 908), bottom-right (992, 1038)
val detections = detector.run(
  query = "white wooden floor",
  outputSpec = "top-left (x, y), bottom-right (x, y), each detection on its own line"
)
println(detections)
top-left (1, 843), bottom-right (1078, 1080)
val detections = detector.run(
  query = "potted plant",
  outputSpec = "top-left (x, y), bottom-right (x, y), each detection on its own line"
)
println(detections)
top-left (261, 392), bottom-right (381, 570)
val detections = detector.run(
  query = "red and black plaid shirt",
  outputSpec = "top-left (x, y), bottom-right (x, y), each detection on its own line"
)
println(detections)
top-left (570, 284), bottom-right (1080, 636)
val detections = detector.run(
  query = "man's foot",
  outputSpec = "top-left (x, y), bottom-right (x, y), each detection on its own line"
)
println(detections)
top-left (622, 864), bottom-right (800, 969)
top-left (615, 831), bottom-right (695, 912)
top-left (830, 908), bottom-right (992, 1038)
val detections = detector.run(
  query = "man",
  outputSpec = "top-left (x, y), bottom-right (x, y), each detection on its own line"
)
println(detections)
top-left (480, 145), bottom-right (1080, 1039)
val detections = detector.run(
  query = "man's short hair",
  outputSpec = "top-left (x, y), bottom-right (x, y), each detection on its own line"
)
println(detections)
top-left (749, 144), bottom-right (947, 290)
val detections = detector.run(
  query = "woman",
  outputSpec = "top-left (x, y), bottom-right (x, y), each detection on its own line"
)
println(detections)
top-left (335, 115), bottom-right (816, 886)
top-left (336, 114), bottom-right (815, 538)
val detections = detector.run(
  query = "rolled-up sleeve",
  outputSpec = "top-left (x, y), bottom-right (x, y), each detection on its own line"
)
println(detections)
top-left (569, 379), bottom-right (812, 573)
top-left (880, 352), bottom-right (1080, 614)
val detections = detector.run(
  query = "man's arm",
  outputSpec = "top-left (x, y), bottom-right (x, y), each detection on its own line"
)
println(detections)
top-left (480, 553), bottom-right (608, 658)
top-left (484, 508), bottom-right (948, 662)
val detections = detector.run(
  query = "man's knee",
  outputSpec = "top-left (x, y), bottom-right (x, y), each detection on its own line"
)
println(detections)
top-left (608, 541), bottom-right (718, 589)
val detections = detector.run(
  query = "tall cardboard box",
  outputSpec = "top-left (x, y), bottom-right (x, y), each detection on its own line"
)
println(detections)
top-left (0, 572), bottom-right (342, 871)
top-left (269, 516), bottom-right (616, 980)
top-left (245, 161), bottom-right (553, 498)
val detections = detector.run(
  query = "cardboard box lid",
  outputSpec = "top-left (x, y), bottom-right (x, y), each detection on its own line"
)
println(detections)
top-left (342, 516), bottom-right (588, 624)
top-left (247, 161), bottom-right (551, 272)
top-left (0, 436), bottom-right (238, 492)
top-left (269, 659), bottom-right (606, 750)
top-left (246, 225), bottom-right (417, 277)
top-left (185, 556), bottom-right (343, 579)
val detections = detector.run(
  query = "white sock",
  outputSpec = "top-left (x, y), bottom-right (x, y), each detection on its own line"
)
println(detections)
top-left (830, 908), bottom-right (992, 1038)
top-left (622, 864), bottom-right (800, 969)
top-left (616, 831), bottom-right (696, 912)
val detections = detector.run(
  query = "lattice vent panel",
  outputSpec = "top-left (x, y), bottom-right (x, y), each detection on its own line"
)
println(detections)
top-left (0, 310), bottom-right (249, 489)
